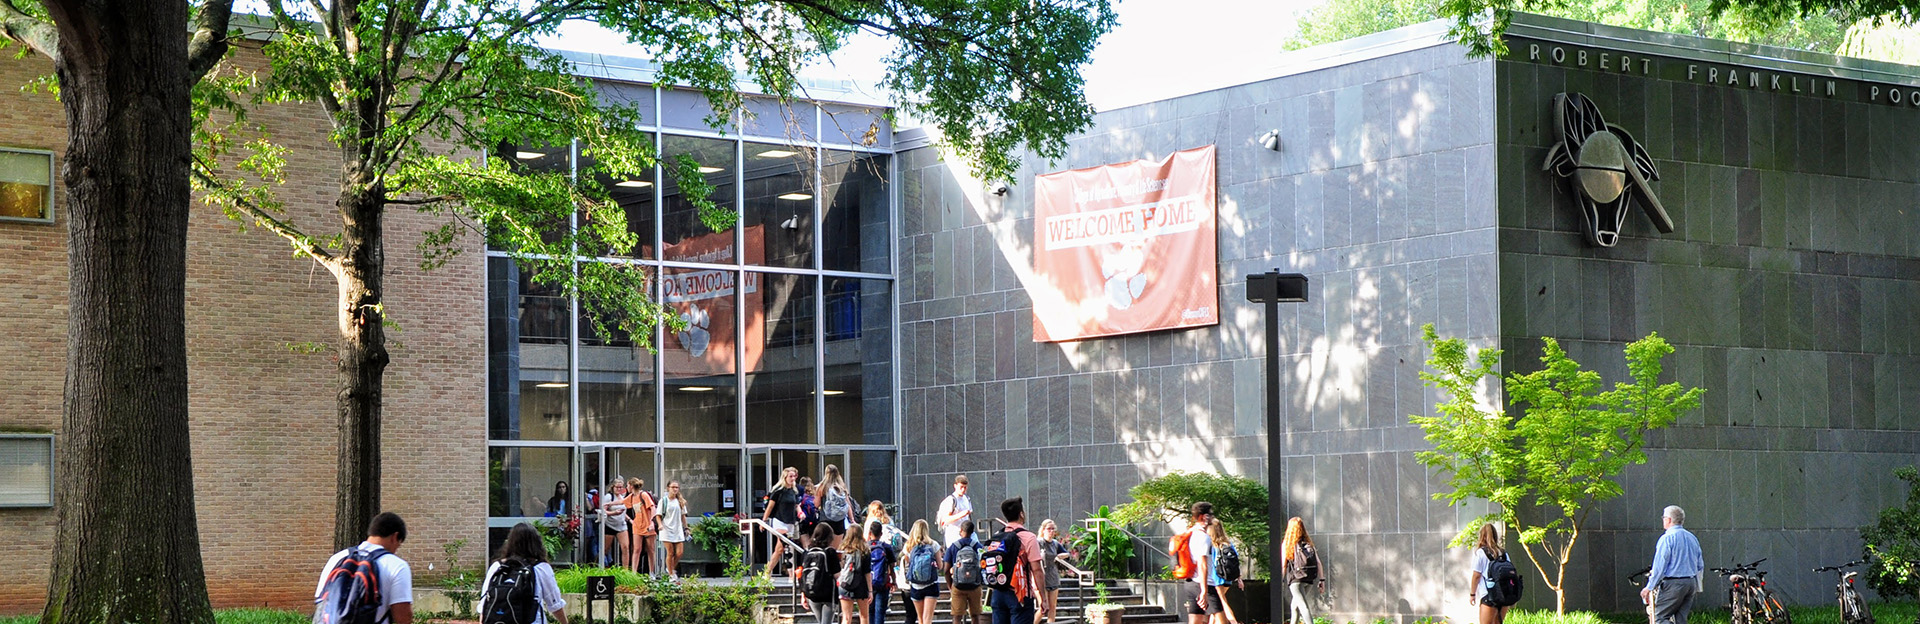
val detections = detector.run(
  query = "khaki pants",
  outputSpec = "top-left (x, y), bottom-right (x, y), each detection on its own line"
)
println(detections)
top-left (951, 587), bottom-right (984, 624)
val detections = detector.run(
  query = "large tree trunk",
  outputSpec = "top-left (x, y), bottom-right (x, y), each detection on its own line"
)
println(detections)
top-left (39, 2), bottom-right (213, 624)
top-left (332, 174), bottom-right (389, 550)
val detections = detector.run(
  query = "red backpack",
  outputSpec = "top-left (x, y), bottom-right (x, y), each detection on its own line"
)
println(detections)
top-left (1169, 529), bottom-right (1196, 580)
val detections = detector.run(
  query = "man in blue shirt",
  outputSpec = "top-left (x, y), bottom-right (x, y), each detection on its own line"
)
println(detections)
top-left (1641, 506), bottom-right (1704, 624)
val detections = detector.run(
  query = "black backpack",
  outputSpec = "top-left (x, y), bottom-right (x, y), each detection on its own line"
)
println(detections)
top-left (1216, 544), bottom-right (1241, 583)
top-left (481, 559), bottom-right (542, 624)
top-left (981, 527), bottom-right (1028, 594)
top-left (313, 549), bottom-right (391, 624)
top-left (1293, 542), bottom-right (1321, 583)
top-left (1481, 548), bottom-right (1523, 607)
top-left (801, 548), bottom-right (836, 602)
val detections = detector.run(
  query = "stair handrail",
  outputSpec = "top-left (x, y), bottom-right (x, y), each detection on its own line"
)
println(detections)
top-left (1083, 517), bottom-right (1171, 561)
top-left (736, 517), bottom-right (806, 607)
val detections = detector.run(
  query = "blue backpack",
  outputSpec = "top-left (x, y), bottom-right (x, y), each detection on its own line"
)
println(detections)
top-left (909, 544), bottom-right (939, 585)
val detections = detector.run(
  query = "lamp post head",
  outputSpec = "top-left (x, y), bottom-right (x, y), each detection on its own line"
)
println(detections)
top-left (1245, 271), bottom-right (1308, 303)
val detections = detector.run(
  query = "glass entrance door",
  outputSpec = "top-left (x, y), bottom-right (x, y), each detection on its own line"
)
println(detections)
top-left (580, 445), bottom-right (604, 565)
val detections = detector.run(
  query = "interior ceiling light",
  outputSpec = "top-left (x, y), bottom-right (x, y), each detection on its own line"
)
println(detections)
top-left (697, 166), bottom-right (724, 173)
top-left (616, 180), bottom-right (653, 188)
top-left (819, 390), bottom-right (845, 396)
top-left (757, 149), bottom-right (799, 158)
top-left (515, 151), bottom-right (546, 159)
top-left (535, 382), bottom-right (569, 388)
top-left (680, 386), bottom-right (715, 392)
top-left (777, 193), bottom-right (813, 201)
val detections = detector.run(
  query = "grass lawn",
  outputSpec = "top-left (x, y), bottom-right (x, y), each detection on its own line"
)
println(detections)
top-left (0, 608), bottom-right (309, 624)
top-left (1506, 602), bottom-right (1919, 624)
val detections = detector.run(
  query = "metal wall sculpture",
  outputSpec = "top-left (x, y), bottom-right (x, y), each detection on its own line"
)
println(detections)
top-left (1542, 93), bottom-right (1674, 247)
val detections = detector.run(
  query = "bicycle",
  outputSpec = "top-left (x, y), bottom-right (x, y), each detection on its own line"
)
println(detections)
top-left (1813, 559), bottom-right (1874, 624)
top-left (1710, 559), bottom-right (1791, 624)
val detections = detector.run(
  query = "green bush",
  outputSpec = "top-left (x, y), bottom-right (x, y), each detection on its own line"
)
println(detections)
top-left (1863, 466), bottom-right (1920, 608)
top-left (1112, 471), bottom-right (1271, 576)
top-left (1070, 505), bottom-right (1133, 578)
top-left (555, 565), bottom-right (650, 593)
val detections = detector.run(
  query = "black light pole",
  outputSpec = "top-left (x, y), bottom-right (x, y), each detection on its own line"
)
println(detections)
top-left (1245, 270), bottom-right (1307, 624)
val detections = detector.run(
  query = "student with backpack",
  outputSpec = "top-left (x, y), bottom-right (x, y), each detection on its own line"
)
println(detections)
top-left (313, 512), bottom-right (414, 624)
top-left (866, 522), bottom-right (899, 624)
top-left (1206, 520), bottom-right (1245, 624)
top-left (982, 497), bottom-right (1047, 624)
top-left (815, 465), bottom-right (854, 547)
top-left (903, 520), bottom-right (944, 624)
top-left (1174, 503), bottom-right (1218, 624)
top-left (943, 520), bottom-right (986, 624)
top-left (1470, 523), bottom-right (1522, 624)
top-left (1281, 517), bottom-right (1326, 624)
top-left (837, 527), bottom-right (873, 624)
top-left (480, 523), bottom-right (569, 624)
top-left (801, 523), bottom-right (843, 624)
top-left (936, 476), bottom-right (973, 545)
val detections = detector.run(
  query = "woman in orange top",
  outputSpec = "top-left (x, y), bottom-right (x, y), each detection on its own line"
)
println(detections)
top-left (627, 477), bottom-right (657, 573)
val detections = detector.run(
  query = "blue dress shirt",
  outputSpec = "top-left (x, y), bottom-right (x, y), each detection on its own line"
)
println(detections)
top-left (1645, 525), bottom-right (1703, 591)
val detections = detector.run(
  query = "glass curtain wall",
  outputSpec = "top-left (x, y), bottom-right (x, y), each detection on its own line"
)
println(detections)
top-left (483, 87), bottom-right (896, 567)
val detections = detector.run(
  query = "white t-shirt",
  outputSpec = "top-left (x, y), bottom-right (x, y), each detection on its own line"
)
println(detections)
top-left (937, 494), bottom-right (972, 544)
top-left (602, 492), bottom-right (630, 532)
top-left (1471, 548), bottom-right (1493, 603)
top-left (1186, 528), bottom-right (1213, 585)
top-left (316, 542), bottom-right (413, 623)
top-left (482, 560), bottom-right (567, 624)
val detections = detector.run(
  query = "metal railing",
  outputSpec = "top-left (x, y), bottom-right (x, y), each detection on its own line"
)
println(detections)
top-left (737, 517), bottom-right (808, 606)
top-left (1084, 517), bottom-right (1175, 580)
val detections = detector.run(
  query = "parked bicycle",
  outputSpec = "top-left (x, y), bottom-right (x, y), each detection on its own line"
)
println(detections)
top-left (1813, 559), bottom-right (1874, 624)
top-left (1710, 559), bottom-right (1791, 624)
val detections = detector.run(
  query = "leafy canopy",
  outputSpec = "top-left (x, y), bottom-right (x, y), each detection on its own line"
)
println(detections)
top-left (1112, 471), bottom-right (1272, 576)
top-left (1412, 324), bottom-right (1703, 613)
top-left (1285, 0), bottom-right (1916, 61)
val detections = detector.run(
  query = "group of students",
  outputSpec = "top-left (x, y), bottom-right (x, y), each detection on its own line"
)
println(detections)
top-left (773, 475), bottom-right (1082, 624)
top-left (1170, 506), bottom-right (1329, 624)
top-left (551, 476), bottom-right (690, 577)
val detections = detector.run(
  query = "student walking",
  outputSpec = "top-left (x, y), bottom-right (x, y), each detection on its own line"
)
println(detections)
top-left (764, 467), bottom-right (804, 578)
top-left (936, 476), bottom-right (973, 545)
top-left (904, 520), bottom-right (944, 624)
top-left (838, 526), bottom-right (873, 624)
top-left (657, 481), bottom-right (689, 577)
top-left (944, 520), bottom-right (986, 624)
top-left (627, 477), bottom-right (656, 574)
top-left (816, 465), bottom-right (854, 547)
top-left (1178, 502), bottom-right (1217, 624)
top-left (481, 523), bottom-right (569, 624)
top-left (1641, 506), bottom-right (1703, 624)
top-left (801, 523), bottom-right (843, 624)
top-left (1281, 517), bottom-right (1325, 624)
top-left (798, 476), bottom-right (820, 549)
top-left (867, 522), bottom-right (899, 624)
top-left (985, 497), bottom-right (1047, 624)
top-left (1036, 520), bottom-right (1078, 624)
top-left (1206, 520), bottom-right (1245, 624)
top-left (601, 480), bottom-right (631, 568)
top-left (1468, 524), bottom-right (1514, 624)
top-left (315, 512), bottom-right (414, 624)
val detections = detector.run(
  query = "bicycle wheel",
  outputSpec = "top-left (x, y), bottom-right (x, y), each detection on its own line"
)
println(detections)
top-left (1730, 589), bottom-right (1753, 624)
top-left (1758, 589), bottom-right (1792, 624)
top-left (1843, 589), bottom-right (1873, 624)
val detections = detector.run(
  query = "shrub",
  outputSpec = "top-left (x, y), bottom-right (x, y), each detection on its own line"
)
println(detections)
top-left (1863, 466), bottom-right (1920, 610)
top-left (1504, 610), bottom-right (1612, 624)
top-left (1071, 505), bottom-right (1133, 578)
top-left (1112, 471), bottom-right (1271, 576)
top-left (556, 565), bottom-right (650, 593)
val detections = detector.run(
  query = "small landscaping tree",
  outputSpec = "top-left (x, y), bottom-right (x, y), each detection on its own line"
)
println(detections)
top-left (1412, 324), bottom-right (1705, 613)
top-left (1861, 465), bottom-right (1920, 621)
top-left (1113, 471), bottom-right (1271, 576)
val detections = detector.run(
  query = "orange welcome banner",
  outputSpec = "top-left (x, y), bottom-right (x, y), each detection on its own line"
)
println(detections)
top-left (1032, 145), bottom-right (1218, 342)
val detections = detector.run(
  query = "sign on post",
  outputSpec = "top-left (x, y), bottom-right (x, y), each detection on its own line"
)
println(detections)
top-left (586, 575), bottom-right (615, 624)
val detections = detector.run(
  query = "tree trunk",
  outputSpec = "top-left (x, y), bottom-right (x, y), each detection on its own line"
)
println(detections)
top-left (332, 175), bottom-right (389, 550)
top-left (38, 2), bottom-right (213, 624)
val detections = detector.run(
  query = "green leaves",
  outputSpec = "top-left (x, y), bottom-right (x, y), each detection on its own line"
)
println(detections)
top-left (1862, 466), bottom-right (1920, 602)
top-left (1112, 471), bottom-right (1272, 575)
top-left (1413, 325), bottom-right (1704, 612)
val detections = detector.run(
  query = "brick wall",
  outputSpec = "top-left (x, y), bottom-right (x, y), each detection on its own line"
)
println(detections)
top-left (0, 44), bottom-right (487, 614)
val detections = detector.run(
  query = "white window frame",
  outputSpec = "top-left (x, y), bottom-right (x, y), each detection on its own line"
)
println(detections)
top-left (0, 147), bottom-right (56, 225)
top-left (0, 433), bottom-right (55, 508)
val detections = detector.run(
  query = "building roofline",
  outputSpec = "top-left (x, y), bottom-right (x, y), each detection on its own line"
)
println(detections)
top-left (553, 50), bottom-right (894, 108)
top-left (1503, 12), bottom-right (1920, 87)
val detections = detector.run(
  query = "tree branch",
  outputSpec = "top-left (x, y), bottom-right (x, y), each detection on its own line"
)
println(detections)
top-left (186, 0), bottom-right (237, 81)
top-left (0, 0), bottom-right (57, 59)
top-left (383, 194), bottom-right (454, 206)
top-left (192, 166), bottom-right (343, 274)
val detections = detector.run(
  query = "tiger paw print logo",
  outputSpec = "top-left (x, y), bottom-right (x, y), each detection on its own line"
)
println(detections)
top-left (676, 305), bottom-right (712, 357)
top-left (1101, 242), bottom-right (1149, 310)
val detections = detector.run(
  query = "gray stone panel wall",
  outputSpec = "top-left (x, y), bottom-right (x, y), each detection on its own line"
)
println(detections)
top-left (898, 42), bottom-right (1501, 620)
top-left (1498, 56), bottom-right (1920, 612)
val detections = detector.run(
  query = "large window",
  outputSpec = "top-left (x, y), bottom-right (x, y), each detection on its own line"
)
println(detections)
top-left (483, 84), bottom-right (897, 564)
top-left (0, 435), bottom-right (53, 507)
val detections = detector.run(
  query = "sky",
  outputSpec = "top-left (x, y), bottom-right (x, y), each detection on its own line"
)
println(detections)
top-left (536, 0), bottom-right (1326, 114)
